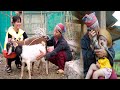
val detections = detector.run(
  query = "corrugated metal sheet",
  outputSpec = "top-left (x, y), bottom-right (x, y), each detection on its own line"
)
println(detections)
top-left (0, 11), bottom-right (16, 53)
top-left (72, 11), bottom-right (120, 41)
top-left (46, 12), bottom-right (64, 37)
top-left (23, 11), bottom-right (65, 38)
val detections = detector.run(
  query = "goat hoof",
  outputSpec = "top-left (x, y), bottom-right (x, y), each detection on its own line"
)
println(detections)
top-left (19, 77), bottom-right (22, 79)
top-left (31, 73), bottom-right (33, 76)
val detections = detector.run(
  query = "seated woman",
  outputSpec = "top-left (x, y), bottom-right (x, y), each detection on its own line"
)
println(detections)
top-left (85, 29), bottom-right (117, 79)
top-left (81, 12), bottom-right (117, 79)
top-left (3, 15), bottom-right (28, 73)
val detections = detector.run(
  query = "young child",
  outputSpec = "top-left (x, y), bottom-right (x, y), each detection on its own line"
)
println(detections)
top-left (85, 29), bottom-right (113, 79)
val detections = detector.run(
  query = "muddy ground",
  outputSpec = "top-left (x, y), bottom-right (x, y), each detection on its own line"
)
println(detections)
top-left (0, 55), bottom-right (67, 79)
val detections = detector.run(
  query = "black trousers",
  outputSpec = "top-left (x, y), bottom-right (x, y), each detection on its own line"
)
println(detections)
top-left (7, 55), bottom-right (21, 67)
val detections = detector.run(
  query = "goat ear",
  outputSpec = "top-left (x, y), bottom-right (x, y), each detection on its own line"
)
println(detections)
top-left (41, 41), bottom-right (46, 46)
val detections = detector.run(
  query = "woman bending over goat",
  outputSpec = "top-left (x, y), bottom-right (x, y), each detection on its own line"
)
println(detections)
top-left (36, 23), bottom-right (73, 74)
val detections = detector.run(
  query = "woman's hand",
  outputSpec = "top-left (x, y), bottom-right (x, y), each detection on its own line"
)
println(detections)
top-left (94, 40), bottom-right (108, 58)
top-left (99, 40), bottom-right (107, 49)
top-left (36, 50), bottom-right (46, 60)
top-left (47, 46), bottom-right (54, 53)
top-left (94, 48), bottom-right (107, 58)
top-left (88, 30), bottom-right (97, 40)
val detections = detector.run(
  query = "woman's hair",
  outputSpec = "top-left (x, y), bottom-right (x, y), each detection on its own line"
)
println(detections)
top-left (12, 15), bottom-right (21, 23)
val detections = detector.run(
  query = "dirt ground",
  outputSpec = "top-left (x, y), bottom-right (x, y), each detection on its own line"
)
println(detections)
top-left (0, 55), bottom-right (67, 79)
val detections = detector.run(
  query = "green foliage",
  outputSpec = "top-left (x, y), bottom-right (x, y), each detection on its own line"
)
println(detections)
top-left (114, 52), bottom-right (120, 60)
top-left (113, 62), bottom-right (120, 76)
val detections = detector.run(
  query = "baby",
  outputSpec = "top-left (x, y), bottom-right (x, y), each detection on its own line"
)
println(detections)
top-left (85, 29), bottom-right (113, 79)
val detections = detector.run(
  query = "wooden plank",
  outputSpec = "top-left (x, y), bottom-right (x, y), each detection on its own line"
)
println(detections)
top-left (113, 37), bottom-right (120, 41)
top-left (114, 60), bottom-right (120, 62)
top-left (72, 20), bottom-right (82, 24)
top-left (107, 28), bottom-right (120, 35)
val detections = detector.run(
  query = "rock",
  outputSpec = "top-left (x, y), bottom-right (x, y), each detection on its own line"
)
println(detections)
top-left (64, 60), bottom-right (84, 79)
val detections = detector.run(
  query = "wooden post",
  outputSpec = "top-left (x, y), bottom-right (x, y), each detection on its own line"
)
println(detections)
top-left (98, 11), bottom-right (106, 29)
top-left (80, 23), bottom-right (84, 62)
top-left (64, 22), bottom-right (84, 79)
top-left (79, 23), bottom-right (86, 69)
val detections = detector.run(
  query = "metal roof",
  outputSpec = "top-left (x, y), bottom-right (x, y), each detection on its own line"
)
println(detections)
top-left (106, 11), bottom-right (120, 41)
top-left (72, 11), bottom-right (120, 41)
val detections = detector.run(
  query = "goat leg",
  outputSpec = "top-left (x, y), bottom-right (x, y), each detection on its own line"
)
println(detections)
top-left (38, 60), bottom-right (41, 69)
top-left (31, 62), bottom-right (34, 76)
top-left (46, 60), bottom-right (49, 75)
top-left (27, 62), bottom-right (31, 79)
top-left (20, 62), bottom-right (25, 79)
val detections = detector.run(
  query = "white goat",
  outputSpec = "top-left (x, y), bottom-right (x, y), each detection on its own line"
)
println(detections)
top-left (15, 41), bottom-right (47, 79)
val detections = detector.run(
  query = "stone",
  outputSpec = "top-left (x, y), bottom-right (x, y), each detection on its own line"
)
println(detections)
top-left (64, 60), bottom-right (84, 79)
